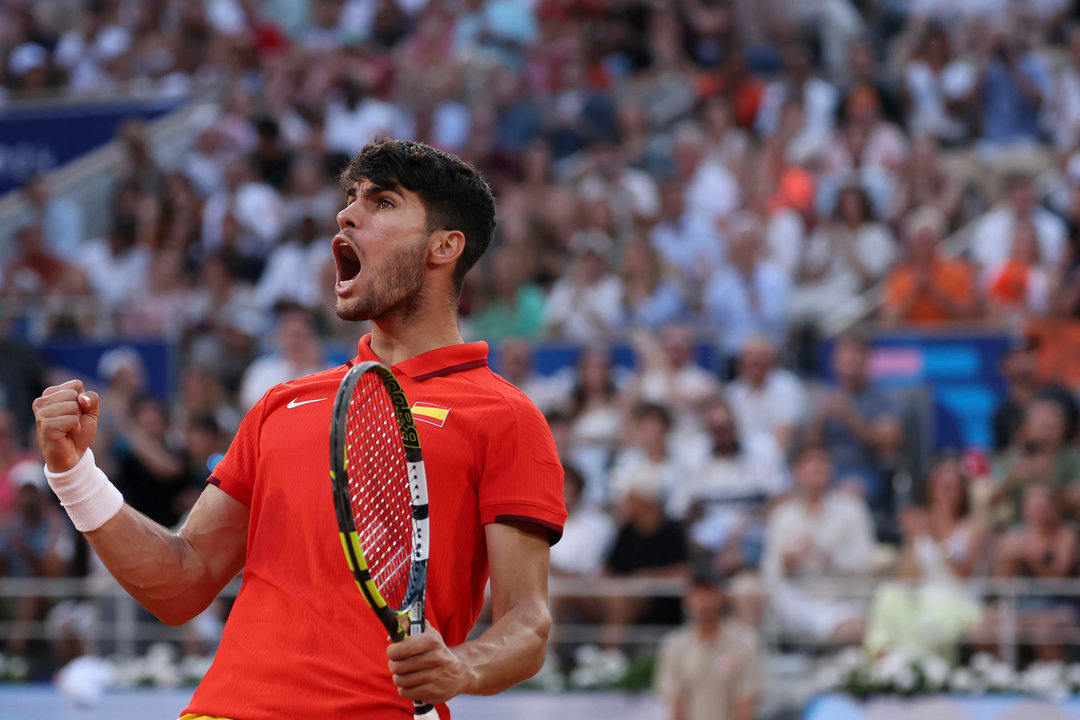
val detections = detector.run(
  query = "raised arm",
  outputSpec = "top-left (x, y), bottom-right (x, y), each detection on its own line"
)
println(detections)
top-left (33, 380), bottom-right (248, 626)
top-left (387, 521), bottom-right (552, 704)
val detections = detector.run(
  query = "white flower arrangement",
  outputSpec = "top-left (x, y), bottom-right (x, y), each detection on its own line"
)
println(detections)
top-left (817, 648), bottom-right (1080, 700)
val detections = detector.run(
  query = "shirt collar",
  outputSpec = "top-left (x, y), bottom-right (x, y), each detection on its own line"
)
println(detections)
top-left (354, 333), bottom-right (489, 381)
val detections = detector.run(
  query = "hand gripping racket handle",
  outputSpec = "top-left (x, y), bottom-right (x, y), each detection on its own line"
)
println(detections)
top-left (410, 604), bottom-right (437, 717)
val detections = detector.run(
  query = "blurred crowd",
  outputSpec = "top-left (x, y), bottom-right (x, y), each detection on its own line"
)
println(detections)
top-left (7, 0), bottom-right (1080, 715)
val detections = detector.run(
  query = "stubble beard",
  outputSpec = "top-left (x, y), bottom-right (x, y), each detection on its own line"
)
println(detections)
top-left (335, 241), bottom-right (428, 323)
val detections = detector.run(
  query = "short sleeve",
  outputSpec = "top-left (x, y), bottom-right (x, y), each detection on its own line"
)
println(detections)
top-left (478, 395), bottom-right (566, 544)
top-left (653, 633), bottom-right (686, 699)
top-left (207, 392), bottom-right (270, 507)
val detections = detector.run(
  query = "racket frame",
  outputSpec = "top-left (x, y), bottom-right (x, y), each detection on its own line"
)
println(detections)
top-left (330, 361), bottom-right (433, 716)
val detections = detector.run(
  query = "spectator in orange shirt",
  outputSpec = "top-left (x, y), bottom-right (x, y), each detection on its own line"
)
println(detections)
top-left (882, 207), bottom-right (980, 324)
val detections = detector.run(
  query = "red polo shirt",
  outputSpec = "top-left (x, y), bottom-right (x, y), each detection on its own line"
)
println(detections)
top-left (184, 335), bottom-right (566, 719)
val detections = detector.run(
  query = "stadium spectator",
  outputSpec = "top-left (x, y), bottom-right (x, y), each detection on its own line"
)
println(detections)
top-left (672, 121), bottom-right (741, 227)
top-left (673, 395), bottom-right (787, 574)
top-left (201, 156), bottom-right (284, 261)
top-left (755, 41), bottom-right (838, 165)
top-left (21, 173), bottom-right (85, 256)
top-left (238, 307), bottom-right (328, 410)
top-left (578, 139), bottom-right (660, 234)
top-left (0, 321), bottom-right (47, 441)
top-left (468, 247), bottom-right (547, 343)
top-left (649, 179), bottom-right (725, 293)
top-left (726, 334), bottom-right (808, 454)
top-left (602, 479), bottom-right (689, 650)
top-left (703, 213), bottom-right (790, 363)
top-left (254, 215), bottom-right (332, 312)
top-left (0, 460), bottom-right (74, 658)
top-left (92, 346), bottom-right (148, 478)
top-left (497, 140), bottom-right (577, 249)
top-left (900, 21), bottom-right (977, 146)
top-left (995, 482), bottom-right (1080, 661)
top-left (762, 444), bottom-right (875, 643)
top-left (976, 31), bottom-right (1051, 158)
top-left (838, 39), bottom-right (902, 128)
top-left (791, 184), bottom-right (897, 326)
top-left (111, 395), bottom-right (185, 529)
top-left (618, 239), bottom-right (689, 331)
top-left (2, 226), bottom-right (69, 299)
top-left (990, 398), bottom-right (1080, 525)
top-left (887, 136), bottom-right (967, 230)
top-left (1047, 25), bottom-right (1080, 154)
top-left (610, 402), bottom-right (686, 511)
top-left (654, 569), bottom-right (763, 720)
top-left (807, 332), bottom-right (903, 527)
top-left (78, 214), bottom-right (151, 312)
top-left (542, 231), bottom-right (623, 342)
top-left (865, 454), bottom-right (986, 657)
top-left (0, 410), bottom-right (31, 519)
top-left (881, 206), bottom-right (980, 324)
top-left (971, 173), bottom-right (1066, 273)
top-left (983, 219), bottom-right (1052, 320)
top-left (992, 340), bottom-right (1043, 452)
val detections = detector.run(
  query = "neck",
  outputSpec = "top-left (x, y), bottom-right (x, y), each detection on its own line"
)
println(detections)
top-left (370, 305), bottom-right (463, 367)
top-left (697, 617), bottom-right (722, 638)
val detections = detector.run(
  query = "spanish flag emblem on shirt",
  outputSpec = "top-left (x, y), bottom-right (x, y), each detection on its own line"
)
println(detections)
top-left (411, 402), bottom-right (450, 427)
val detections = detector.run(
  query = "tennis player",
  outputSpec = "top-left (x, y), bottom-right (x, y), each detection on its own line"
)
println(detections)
top-left (32, 139), bottom-right (567, 719)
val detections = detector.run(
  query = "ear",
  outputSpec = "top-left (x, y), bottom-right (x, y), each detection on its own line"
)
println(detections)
top-left (428, 229), bottom-right (465, 270)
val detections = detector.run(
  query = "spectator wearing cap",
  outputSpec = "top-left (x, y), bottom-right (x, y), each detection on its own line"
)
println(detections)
top-left (542, 231), bottom-right (623, 342)
top-left (654, 568), bottom-right (763, 720)
top-left (881, 206), bottom-right (980, 325)
top-left (703, 213), bottom-right (790, 362)
top-left (762, 444), bottom-right (875, 643)
top-left (971, 172), bottom-right (1066, 273)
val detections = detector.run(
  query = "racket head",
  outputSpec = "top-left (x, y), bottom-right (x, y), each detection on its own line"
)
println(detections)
top-left (330, 361), bottom-right (429, 641)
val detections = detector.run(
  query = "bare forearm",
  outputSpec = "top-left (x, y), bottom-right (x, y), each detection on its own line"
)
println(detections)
top-left (85, 505), bottom-right (221, 625)
top-left (452, 600), bottom-right (551, 696)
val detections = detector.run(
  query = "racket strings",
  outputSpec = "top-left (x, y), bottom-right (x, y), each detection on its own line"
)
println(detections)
top-left (344, 375), bottom-right (414, 610)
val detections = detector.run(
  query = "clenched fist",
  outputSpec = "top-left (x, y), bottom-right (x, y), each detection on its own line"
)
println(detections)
top-left (32, 380), bottom-right (100, 473)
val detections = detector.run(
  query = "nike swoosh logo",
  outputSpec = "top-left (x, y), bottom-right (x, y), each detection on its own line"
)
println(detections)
top-left (287, 397), bottom-right (328, 409)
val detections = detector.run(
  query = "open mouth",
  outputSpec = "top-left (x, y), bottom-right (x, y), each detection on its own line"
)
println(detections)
top-left (334, 238), bottom-right (362, 290)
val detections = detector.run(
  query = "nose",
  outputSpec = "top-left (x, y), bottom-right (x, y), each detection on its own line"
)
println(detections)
top-left (337, 199), bottom-right (358, 231)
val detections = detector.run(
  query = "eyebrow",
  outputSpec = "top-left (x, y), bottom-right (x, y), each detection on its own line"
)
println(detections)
top-left (348, 183), bottom-right (405, 200)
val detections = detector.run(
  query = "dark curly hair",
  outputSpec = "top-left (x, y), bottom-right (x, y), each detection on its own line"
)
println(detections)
top-left (339, 138), bottom-right (497, 293)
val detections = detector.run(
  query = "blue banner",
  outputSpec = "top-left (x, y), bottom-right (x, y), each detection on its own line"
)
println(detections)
top-left (807, 693), bottom-right (1080, 720)
top-left (0, 98), bottom-right (184, 194)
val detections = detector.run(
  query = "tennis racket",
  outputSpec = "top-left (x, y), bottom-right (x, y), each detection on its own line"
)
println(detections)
top-left (330, 361), bottom-right (436, 718)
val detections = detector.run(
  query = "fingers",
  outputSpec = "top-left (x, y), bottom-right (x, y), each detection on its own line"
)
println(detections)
top-left (41, 380), bottom-right (85, 398)
top-left (79, 391), bottom-right (100, 417)
top-left (388, 650), bottom-right (443, 676)
top-left (386, 629), bottom-right (442, 661)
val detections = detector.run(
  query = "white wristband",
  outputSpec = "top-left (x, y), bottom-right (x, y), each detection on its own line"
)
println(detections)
top-left (43, 448), bottom-right (124, 532)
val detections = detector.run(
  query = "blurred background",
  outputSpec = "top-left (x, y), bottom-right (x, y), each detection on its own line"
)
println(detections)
top-left (5, 0), bottom-right (1080, 718)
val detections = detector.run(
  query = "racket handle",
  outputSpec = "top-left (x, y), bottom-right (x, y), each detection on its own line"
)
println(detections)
top-left (413, 700), bottom-right (437, 716)
top-left (408, 604), bottom-right (434, 716)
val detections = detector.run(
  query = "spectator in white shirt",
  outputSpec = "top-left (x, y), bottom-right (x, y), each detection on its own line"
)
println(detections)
top-left (238, 307), bottom-right (328, 410)
top-left (254, 215), bottom-right (330, 311)
top-left (756, 41), bottom-right (838, 162)
top-left (673, 396), bottom-right (788, 573)
top-left (725, 334), bottom-right (808, 454)
top-left (629, 325), bottom-right (721, 439)
top-left (762, 444), bottom-right (875, 642)
top-left (650, 179), bottom-right (725, 292)
top-left (542, 231), bottom-right (623, 342)
top-left (703, 213), bottom-right (791, 362)
top-left (610, 403), bottom-right (688, 510)
top-left (578, 139), bottom-right (661, 234)
top-left (671, 122), bottom-right (741, 227)
top-left (201, 156), bottom-right (284, 258)
top-left (971, 172), bottom-right (1066, 271)
top-left (550, 465), bottom-right (615, 578)
top-left (902, 22), bottom-right (977, 146)
top-left (22, 174), bottom-right (84, 257)
top-left (79, 216), bottom-right (150, 311)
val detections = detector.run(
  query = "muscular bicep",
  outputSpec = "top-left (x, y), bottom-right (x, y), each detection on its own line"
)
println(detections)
top-left (486, 522), bottom-right (550, 621)
top-left (178, 484), bottom-right (248, 592)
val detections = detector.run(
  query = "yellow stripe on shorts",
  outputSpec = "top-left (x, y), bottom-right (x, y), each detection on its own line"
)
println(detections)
top-left (179, 714), bottom-right (235, 720)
